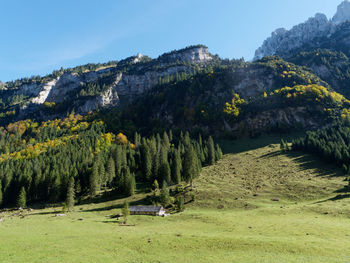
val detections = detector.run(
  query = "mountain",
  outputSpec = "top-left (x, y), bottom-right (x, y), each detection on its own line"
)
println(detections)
top-left (254, 1), bottom-right (350, 61)
top-left (0, 45), bottom-right (214, 123)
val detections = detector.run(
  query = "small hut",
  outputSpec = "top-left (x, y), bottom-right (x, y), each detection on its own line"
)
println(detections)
top-left (129, 206), bottom-right (165, 216)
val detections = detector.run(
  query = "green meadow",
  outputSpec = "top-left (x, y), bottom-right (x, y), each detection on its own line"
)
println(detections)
top-left (1, 136), bottom-right (350, 263)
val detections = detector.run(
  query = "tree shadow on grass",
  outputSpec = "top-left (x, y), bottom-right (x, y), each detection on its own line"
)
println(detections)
top-left (82, 196), bottom-right (151, 213)
top-left (260, 149), bottom-right (342, 178)
top-left (29, 211), bottom-right (59, 216)
top-left (218, 132), bottom-right (304, 154)
top-left (314, 193), bottom-right (350, 204)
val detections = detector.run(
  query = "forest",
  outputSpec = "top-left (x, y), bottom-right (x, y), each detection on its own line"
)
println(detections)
top-left (0, 114), bottom-right (222, 208)
top-left (292, 123), bottom-right (350, 175)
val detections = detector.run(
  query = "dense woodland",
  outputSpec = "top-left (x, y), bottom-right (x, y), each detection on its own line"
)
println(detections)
top-left (292, 123), bottom-right (350, 174)
top-left (0, 114), bottom-right (222, 208)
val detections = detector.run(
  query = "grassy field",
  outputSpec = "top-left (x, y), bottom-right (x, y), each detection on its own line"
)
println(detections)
top-left (1, 135), bottom-right (350, 262)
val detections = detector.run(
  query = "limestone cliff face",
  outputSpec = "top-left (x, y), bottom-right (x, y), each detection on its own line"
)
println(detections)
top-left (226, 107), bottom-right (321, 136)
top-left (254, 1), bottom-right (350, 60)
top-left (333, 0), bottom-right (350, 24)
top-left (9, 45), bottom-right (213, 115)
top-left (254, 13), bottom-right (335, 60)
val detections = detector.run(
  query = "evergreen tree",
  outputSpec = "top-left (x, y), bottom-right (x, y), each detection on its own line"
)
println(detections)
top-left (107, 156), bottom-right (115, 186)
top-left (141, 142), bottom-right (152, 181)
top-left (207, 136), bottom-right (215, 165)
top-left (215, 144), bottom-right (223, 161)
top-left (176, 196), bottom-right (184, 211)
top-left (122, 201), bottom-right (129, 224)
top-left (159, 182), bottom-right (170, 207)
top-left (114, 146), bottom-right (122, 179)
top-left (169, 130), bottom-right (173, 142)
top-left (17, 187), bottom-right (26, 208)
top-left (66, 177), bottom-right (75, 211)
top-left (126, 173), bottom-right (136, 196)
top-left (99, 162), bottom-right (106, 190)
top-left (162, 131), bottom-right (170, 149)
top-left (152, 179), bottom-right (159, 191)
top-left (159, 160), bottom-right (171, 185)
top-left (171, 149), bottom-right (182, 184)
top-left (183, 144), bottom-right (200, 188)
top-left (89, 162), bottom-right (99, 197)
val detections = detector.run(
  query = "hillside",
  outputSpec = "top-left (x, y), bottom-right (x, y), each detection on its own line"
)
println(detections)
top-left (1, 137), bottom-right (349, 263)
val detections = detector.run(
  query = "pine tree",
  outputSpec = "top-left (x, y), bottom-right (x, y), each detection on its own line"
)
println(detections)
top-left (17, 187), bottom-right (26, 208)
top-left (122, 201), bottom-right (129, 224)
top-left (66, 177), bottom-right (75, 211)
top-left (141, 143), bottom-right (152, 181)
top-left (114, 146), bottom-right (122, 178)
top-left (183, 144), bottom-right (199, 187)
top-left (176, 196), bottom-right (184, 212)
top-left (162, 131), bottom-right (170, 149)
top-left (159, 160), bottom-right (171, 185)
top-left (160, 182), bottom-right (170, 207)
top-left (207, 136), bottom-right (215, 165)
top-left (125, 173), bottom-right (136, 196)
top-left (171, 149), bottom-right (182, 184)
top-left (169, 130), bottom-right (173, 142)
top-left (158, 146), bottom-right (170, 184)
top-left (99, 162), bottom-right (106, 191)
top-left (215, 144), bottom-right (223, 161)
top-left (89, 162), bottom-right (99, 197)
top-left (107, 156), bottom-right (115, 186)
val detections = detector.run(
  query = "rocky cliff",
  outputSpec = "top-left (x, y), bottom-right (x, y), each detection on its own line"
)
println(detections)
top-left (254, 1), bottom-right (350, 60)
top-left (2, 45), bottom-right (213, 119)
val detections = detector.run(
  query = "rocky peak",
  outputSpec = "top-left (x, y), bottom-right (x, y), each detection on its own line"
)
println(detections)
top-left (332, 0), bottom-right (350, 24)
top-left (253, 1), bottom-right (350, 60)
top-left (254, 13), bottom-right (334, 60)
top-left (158, 45), bottom-right (213, 64)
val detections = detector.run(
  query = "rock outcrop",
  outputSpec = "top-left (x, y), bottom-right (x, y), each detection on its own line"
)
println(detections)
top-left (7, 45), bottom-right (213, 116)
top-left (332, 0), bottom-right (350, 24)
top-left (254, 1), bottom-right (350, 60)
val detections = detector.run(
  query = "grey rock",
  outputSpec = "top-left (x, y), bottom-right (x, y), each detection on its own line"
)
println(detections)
top-left (332, 0), bottom-right (350, 24)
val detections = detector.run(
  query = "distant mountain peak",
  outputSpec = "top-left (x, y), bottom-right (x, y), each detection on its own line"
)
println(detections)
top-left (254, 1), bottom-right (350, 60)
top-left (333, 0), bottom-right (350, 24)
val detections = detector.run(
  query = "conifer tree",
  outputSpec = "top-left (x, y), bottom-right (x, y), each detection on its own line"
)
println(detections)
top-left (171, 149), bottom-right (182, 184)
top-left (114, 146), bottom-right (122, 178)
top-left (162, 131), bottom-right (170, 149)
top-left (125, 173), bottom-right (136, 196)
top-left (183, 144), bottom-right (199, 187)
top-left (122, 201), bottom-right (129, 224)
top-left (207, 136), bottom-right (215, 165)
top-left (17, 187), bottom-right (26, 208)
top-left (107, 156), bottom-right (115, 186)
top-left (176, 196), bottom-right (184, 212)
top-left (89, 162), bottom-right (99, 197)
top-left (169, 130), bottom-right (173, 142)
top-left (141, 143), bottom-right (152, 181)
top-left (215, 144), bottom-right (223, 161)
top-left (159, 146), bottom-right (171, 184)
top-left (160, 181), bottom-right (170, 207)
top-left (99, 162), bottom-right (106, 190)
top-left (66, 177), bottom-right (75, 211)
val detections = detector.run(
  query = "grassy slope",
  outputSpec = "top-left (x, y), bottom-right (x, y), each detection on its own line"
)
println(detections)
top-left (1, 135), bottom-right (350, 262)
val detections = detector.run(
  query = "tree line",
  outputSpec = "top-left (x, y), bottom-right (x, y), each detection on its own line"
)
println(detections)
top-left (0, 117), bottom-right (222, 208)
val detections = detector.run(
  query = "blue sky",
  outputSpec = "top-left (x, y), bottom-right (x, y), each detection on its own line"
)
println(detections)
top-left (0, 0), bottom-right (341, 82)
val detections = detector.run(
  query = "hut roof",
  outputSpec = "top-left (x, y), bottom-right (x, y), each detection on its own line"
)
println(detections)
top-left (129, 206), bottom-right (163, 212)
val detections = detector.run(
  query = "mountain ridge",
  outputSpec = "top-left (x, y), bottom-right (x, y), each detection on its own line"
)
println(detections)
top-left (254, 1), bottom-right (350, 60)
